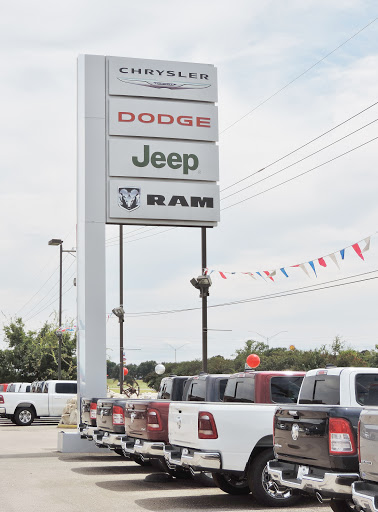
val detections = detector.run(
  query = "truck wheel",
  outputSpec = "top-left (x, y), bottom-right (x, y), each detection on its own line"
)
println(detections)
top-left (247, 449), bottom-right (301, 507)
top-left (330, 499), bottom-right (358, 512)
top-left (14, 407), bottom-right (35, 426)
top-left (212, 472), bottom-right (250, 495)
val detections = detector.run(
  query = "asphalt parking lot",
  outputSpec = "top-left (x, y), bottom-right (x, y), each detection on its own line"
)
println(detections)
top-left (0, 419), bottom-right (329, 512)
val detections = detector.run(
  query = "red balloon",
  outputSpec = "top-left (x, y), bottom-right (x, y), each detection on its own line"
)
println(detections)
top-left (123, 367), bottom-right (128, 376)
top-left (246, 354), bottom-right (260, 368)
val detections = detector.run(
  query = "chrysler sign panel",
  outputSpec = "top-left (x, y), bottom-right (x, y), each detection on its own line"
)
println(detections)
top-left (107, 56), bottom-right (217, 102)
top-left (108, 138), bottom-right (219, 181)
top-left (108, 97), bottom-right (218, 141)
top-left (107, 178), bottom-right (220, 225)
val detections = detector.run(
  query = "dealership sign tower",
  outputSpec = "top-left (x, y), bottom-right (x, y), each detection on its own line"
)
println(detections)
top-left (76, 55), bottom-right (219, 416)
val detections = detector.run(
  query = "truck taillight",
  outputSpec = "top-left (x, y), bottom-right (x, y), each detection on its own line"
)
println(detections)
top-left (357, 420), bottom-right (361, 463)
top-left (113, 405), bottom-right (124, 426)
top-left (329, 417), bottom-right (356, 455)
top-left (0, 395), bottom-right (3, 404)
top-left (90, 402), bottom-right (97, 419)
top-left (147, 408), bottom-right (162, 431)
top-left (198, 411), bottom-right (218, 439)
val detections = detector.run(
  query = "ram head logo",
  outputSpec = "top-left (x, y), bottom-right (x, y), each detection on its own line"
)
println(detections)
top-left (118, 187), bottom-right (141, 212)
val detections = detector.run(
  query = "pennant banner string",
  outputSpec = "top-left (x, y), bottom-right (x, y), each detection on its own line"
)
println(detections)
top-left (205, 231), bottom-right (376, 282)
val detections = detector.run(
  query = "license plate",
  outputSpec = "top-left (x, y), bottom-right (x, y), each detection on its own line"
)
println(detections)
top-left (297, 465), bottom-right (309, 480)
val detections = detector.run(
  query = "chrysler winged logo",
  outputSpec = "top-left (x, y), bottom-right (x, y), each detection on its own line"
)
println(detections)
top-left (118, 187), bottom-right (141, 212)
top-left (291, 423), bottom-right (299, 441)
top-left (176, 416), bottom-right (182, 429)
top-left (130, 412), bottom-right (137, 424)
top-left (117, 77), bottom-right (211, 90)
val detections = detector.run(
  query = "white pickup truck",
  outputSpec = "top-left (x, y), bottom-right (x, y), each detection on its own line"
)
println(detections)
top-left (164, 371), bottom-right (304, 507)
top-left (0, 380), bottom-right (77, 425)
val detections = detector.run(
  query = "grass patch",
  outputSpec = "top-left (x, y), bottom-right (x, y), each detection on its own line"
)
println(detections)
top-left (107, 378), bottom-right (155, 394)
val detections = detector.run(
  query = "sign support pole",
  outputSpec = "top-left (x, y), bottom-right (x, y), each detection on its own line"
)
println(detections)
top-left (119, 224), bottom-right (124, 394)
top-left (201, 227), bottom-right (208, 373)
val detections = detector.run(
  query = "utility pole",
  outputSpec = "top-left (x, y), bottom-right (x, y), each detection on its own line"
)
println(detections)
top-left (201, 227), bottom-right (208, 373)
top-left (119, 225), bottom-right (124, 394)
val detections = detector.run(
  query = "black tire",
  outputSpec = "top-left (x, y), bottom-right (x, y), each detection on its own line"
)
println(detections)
top-left (330, 499), bottom-right (359, 512)
top-left (247, 450), bottom-right (301, 507)
top-left (14, 407), bottom-right (35, 426)
top-left (10, 415), bottom-right (16, 424)
top-left (212, 472), bottom-right (250, 495)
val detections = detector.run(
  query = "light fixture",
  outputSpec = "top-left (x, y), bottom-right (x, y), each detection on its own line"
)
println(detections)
top-left (48, 238), bottom-right (63, 246)
top-left (190, 275), bottom-right (212, 298)
top-left (112, 306), bottom-right (125, 323)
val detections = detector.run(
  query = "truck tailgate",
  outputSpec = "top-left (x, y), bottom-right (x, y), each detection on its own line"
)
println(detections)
top-left (168, 402), bottom-right (203, 447)
top-left (274, 405), bottom-right (360, 470)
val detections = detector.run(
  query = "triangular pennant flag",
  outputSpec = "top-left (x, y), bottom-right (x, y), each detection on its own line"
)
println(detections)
top-left (340, 249), bottom-right (345, 260)
top-left (204, 268), bottom-right (208, 275)
top-left (308, 261), bottom-right (317, 277)
top-left (291, 264), bottom-right (300, 267)
top-left (270, 270), bottom-right (277, 277)
top-left (263, 271), bottom-right (274, 282)
top-left (280, 268), bottom-right (289, 277)
top-left (242, 272), bottom-right (256, 280)
top-left (299, 263), bottom-right (310, 277)
top-left (219, 271), bottom-right (227, 279)
top-left (318, 257), bottom-right (327, 267)
top-left (328, 253), bottom-right (340, 270)
top-left (256, 272), bottom-right (266, 281)
top-left (363, 237), bottom-right (371, 253)
top-left (352, 243), bottom-right (364, 260)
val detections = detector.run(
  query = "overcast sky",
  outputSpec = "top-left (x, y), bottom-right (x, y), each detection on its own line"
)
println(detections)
top-left (1, 1), bottom-right (377, 366)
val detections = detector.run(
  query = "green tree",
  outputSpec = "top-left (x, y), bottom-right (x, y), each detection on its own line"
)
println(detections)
top-left (3, 318), bottom-right (77, 380)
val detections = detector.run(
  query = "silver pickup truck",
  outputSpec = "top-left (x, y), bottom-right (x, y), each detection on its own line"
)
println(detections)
top-left (352, 406), bottom-right (378, 512)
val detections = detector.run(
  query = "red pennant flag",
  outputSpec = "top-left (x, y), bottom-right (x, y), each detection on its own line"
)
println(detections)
top-left (219, 271), bottom-right (227, 279)
top-left (318, 257), bottom-right (327, 267)
top-left (264, 271), bottom-right (274, 282)
top-left (352, 243), bottom-right (364, 260)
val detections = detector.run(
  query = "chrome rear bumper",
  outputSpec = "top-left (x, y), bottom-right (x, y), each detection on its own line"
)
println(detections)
top-left (267, 460), bottom-right (358, 498)
top-left (352, 481), bottom-right (378, 512)
top-left (101, 432), bottom-right (126, 448)
top-left (164, 445), bottom-right (221, 471)
top-left (122, 438), bottom-right (165, 457)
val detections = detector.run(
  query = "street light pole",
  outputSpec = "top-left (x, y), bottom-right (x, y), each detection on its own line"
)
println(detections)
top-left (119, 224), bottom-right (124, 394)
top-left (250, 330), bottom-right (288, 346)
top-left (167, 343), bottom-right (189, 363)
top-left (48, 239), bottom-right (76, 380)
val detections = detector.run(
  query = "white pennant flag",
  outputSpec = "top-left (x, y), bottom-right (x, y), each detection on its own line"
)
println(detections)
top-left (328, 253), bottom-right (340, 269)
top-left (243, 272), bottom-right (256, 280)
top-left (363, 236), bottom-right (371, 253)
top-left (299, 263), bottom-right (310, 277)
top-left (269, 270), bottom-right (277, 277)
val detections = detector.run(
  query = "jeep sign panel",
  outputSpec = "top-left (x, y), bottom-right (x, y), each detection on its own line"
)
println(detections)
top-left (108, 138), bottom-right (219, 181)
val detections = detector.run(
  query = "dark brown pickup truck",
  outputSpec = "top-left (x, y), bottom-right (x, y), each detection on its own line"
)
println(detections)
top-left (267, 367), bottom-right (378, 511)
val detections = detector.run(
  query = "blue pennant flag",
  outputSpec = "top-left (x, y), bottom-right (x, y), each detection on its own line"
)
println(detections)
top-left (308, 261), bottom-right (317, 277)
top-left (256, 272), bottom-right (266, 280)
top-left (280, 268), bottom-right (289, 277)
top-left (340, 249), bottom-right (345, 260)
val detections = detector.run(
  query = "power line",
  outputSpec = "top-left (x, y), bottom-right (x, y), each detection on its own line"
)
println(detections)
top-left (106, 226), bottom-right (177, 247)
top-left (221, 135), bottom-right (378, 211)
top-left (221, 100), bottom-right (378, 193)
top-left (23, 276), bottom-right (76, 324)
top-left (220, 17), bottom-right (378, 135)
top-left (16, 254), bottom-right (70, 316)
top-left (125, 270), bottom-right (378, 317)
top-left (22, 261), bottom-right (76, 321)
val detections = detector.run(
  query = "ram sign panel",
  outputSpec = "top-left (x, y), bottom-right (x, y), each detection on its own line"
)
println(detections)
top-left (108, 138), bottom-right (219, 181)
top-left (108, 97), bottom-right (218, 142)
top-left (107, 178), bottom-right (220, 226)
top-left (107, 56), bottom-right (217, 102)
